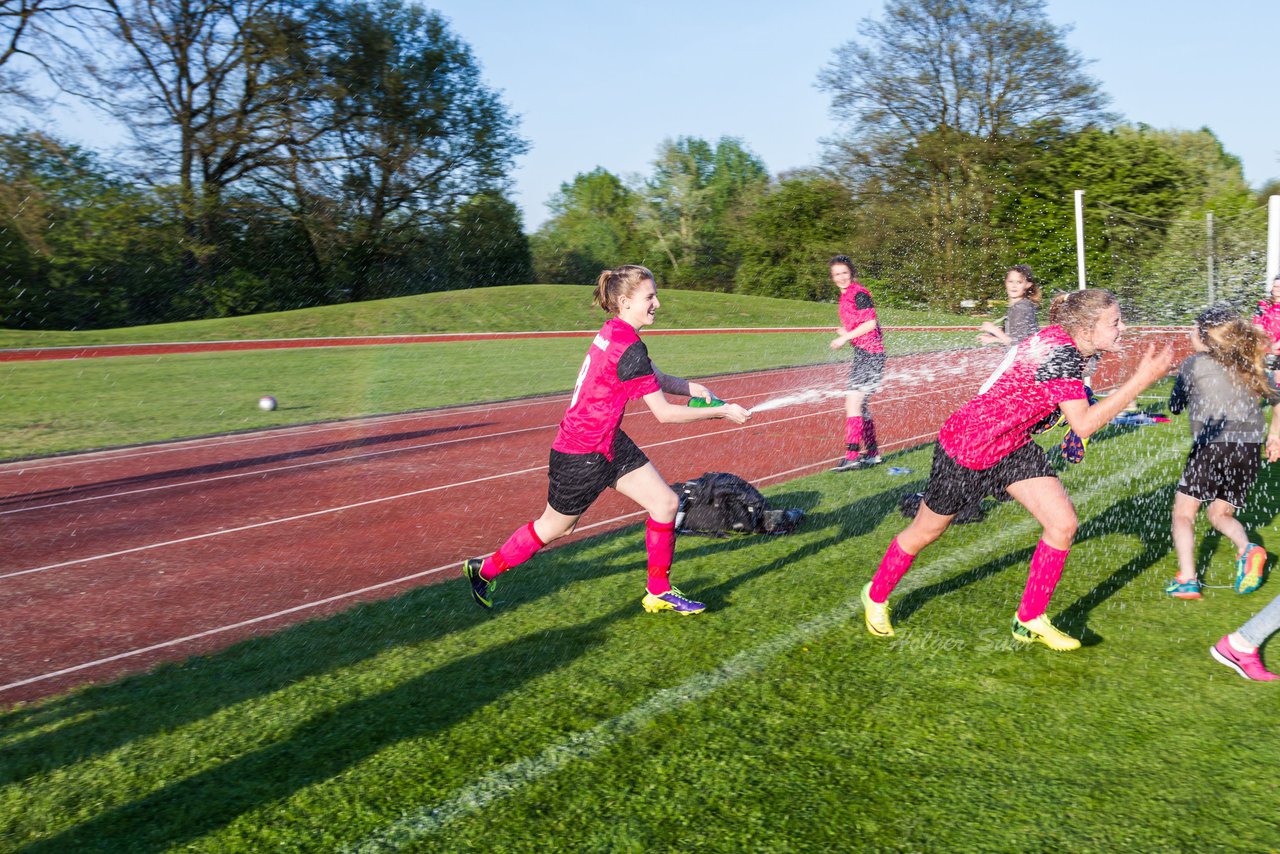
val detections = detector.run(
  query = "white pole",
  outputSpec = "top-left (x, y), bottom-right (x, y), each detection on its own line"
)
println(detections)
top-left (1207, 211), bottom-right (1215, 304)
top-left (1267, 195), bottom-right (1280, 291)
top-left (1074, 189), bottom-right (1086, 290)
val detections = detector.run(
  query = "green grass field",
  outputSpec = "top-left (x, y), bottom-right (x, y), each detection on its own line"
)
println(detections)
top-left (5, 409), bottom-right (1280, 851)
top-left (0, 287), bottom-right (976, 459)
top-left (0, 285), bottom-right (975, 349)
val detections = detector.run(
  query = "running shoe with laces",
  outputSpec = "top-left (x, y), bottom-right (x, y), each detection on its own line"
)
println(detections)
top-left (832, 455), bottom-right (882, 472)
top-left (463, 557), bottom-right (496, 609)
top-left (641, 586), bottom-right (706, 615)
top-left (860, 582), bottom-right (894, 637)
top-left (1235, 544), bottom-right (1266, 594)
top-left (1210, 635), bottom-right (1278, 681)
top-left (1165, 578), bottom-right (1203, 600)
top-left (1011, 614), bottom-right (1081, 651)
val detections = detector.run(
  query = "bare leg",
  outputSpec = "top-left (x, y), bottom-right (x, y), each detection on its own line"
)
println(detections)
top-left (1205, 499), bottom-right (1250, 554)
top-left (531, 504), bottom-right (582, 545)
top-left (613, 463), bottom-right (680, 521)
top-left (896, 499), bottom-right (955, 555)
top-left (1005, 476), bottom-right (1077, 549)
top-left (1171, 492), bottom-right (1202, 583)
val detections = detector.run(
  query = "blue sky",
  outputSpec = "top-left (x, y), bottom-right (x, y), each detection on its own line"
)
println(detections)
top-left (33, 0), bottom-right (1280, 231)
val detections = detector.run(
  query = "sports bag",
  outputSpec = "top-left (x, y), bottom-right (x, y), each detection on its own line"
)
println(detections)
top-left (672, 472), bottom-right (804, 537)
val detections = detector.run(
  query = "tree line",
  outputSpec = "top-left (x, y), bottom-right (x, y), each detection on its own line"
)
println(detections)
top-left (2, 0), bottom-right (1276, 330)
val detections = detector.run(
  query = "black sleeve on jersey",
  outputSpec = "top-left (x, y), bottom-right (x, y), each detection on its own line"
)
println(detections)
top-left (1168, 364), bottom-right (1189, 414)
top-left (618, 341), bottom-right (655, 382)
top-left (1035, 346), bottom-right (1084, 383)
top-left (854, 291), bottom-right (875, 311)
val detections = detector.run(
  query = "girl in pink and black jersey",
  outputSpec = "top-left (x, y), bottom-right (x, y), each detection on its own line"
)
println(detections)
top-left (828, 256), bottom-right (885, 472)
top-left (1252, 273), bottom-right (1280, 382)
top-left (861, 289), bottom-right (1174, 650)
top-left (463, 265), bottom-right (751, 615)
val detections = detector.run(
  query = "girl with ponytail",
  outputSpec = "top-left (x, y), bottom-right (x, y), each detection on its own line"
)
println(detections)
top-left (462, 266), bottom-right (750, 616)
top-left (861, 288), bottom-right (1174, 651)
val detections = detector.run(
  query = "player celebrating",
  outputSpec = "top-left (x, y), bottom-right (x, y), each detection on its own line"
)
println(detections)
top-left (828, 255), bottom-right (885, 471)
top-left (462, 265), bottom-right (750, 615)
top-left (860, 289), bottom-right (1174, 650)
top-left (1166, 303), bottom-right (1280, 600)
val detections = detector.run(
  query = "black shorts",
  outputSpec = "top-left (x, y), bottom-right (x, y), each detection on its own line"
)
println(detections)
top-left (846, 349), bottom-right (886, 394)
top-left (922, 440), bottom-right (1055, 516)
top-left (547, 430), bottom-right (650, 516)
top-left (1177, 441), bottom-right (1261, 508)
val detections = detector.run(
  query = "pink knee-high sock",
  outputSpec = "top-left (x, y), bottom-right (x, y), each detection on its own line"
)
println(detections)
top-left (645, 517), bottom-right (676, 595)
top-left (868, 537), bottom-right (916, 603)
top-left (863, 416), bottom-right (878, 457)
top-left (481, 521), bottom-right (545, 580)
top-left (845, 416), bottom-right (864, 459)
top-left (1017, 540), bottom-right (1070, 622)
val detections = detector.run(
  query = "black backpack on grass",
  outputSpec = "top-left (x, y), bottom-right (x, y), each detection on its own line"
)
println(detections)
top-left (672, 472), bottom-right (804, 537)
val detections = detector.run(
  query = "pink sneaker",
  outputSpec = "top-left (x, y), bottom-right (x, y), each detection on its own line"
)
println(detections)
top-left (1211, 636), bottom-right (1278, 682)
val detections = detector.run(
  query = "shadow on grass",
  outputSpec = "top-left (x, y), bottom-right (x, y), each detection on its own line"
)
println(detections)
top-left (0, 533), bottom-right (639, 786)
top-left (17, 617), bottom-right (611, 853)
top-left (9, 486), bottom-right (878, 852)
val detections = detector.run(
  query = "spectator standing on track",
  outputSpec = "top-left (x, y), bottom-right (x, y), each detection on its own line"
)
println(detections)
top-left (860, 289), bottom-right (1174, 651)
top-left (977, 264), bottom-right (1041, 348)
top-left (462, 265), bottom-right (750, 616)
top-left (1165, 303), bottom-right (1280, 600)
top-left (1252, 273), bottom-right (1280, 383)
top-left (828, 255), bottom-right (885, 472)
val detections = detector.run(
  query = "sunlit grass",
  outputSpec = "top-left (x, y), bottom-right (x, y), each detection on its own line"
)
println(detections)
top-left (0, 327), bottom-right (976, 460)
top-left (4, 416), bottom-right (1280, 851)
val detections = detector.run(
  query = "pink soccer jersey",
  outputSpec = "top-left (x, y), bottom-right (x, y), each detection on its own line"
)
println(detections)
top-left (838, 281), bottom-right (885, 354)
top-left (938, 325), bottom-right (1088, 469)
top-left (1255, 300), bottom-right (1280, 348)
top-left (552, 317), bottom-right (661, 458)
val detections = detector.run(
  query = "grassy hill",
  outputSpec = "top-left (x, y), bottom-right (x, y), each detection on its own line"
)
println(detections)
top-left (0, 285), bottom-right (975, 348)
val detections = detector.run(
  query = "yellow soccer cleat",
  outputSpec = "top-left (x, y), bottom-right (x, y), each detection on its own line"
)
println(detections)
top-left (641, 586), bottom-right (706, 615)
top-left (1011, 615), bottom-right (1080, 651)
top-left (861, 582), bottom-right (895, 637)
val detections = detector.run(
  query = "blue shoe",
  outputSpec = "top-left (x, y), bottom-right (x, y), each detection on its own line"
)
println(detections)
top-left (641, 586), bottom-right (706, 615)
top-left (463, 557), bottom-right (496, 609)
top-left (1236, 544), bottom-right (1267, 594)
top-left (1165, 578), bottom-right (1202, 600)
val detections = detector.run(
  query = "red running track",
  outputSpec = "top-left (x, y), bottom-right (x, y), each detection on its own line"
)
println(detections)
top-left (0, 333), bottom-right (1186, 706)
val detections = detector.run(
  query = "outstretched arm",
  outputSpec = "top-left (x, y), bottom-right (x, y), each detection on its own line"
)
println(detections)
top-left (1060, 343), bottom-right (1175, 440)
top-left (642, 390), bottom-right (750, 425)
top-left (651, 363), bottom-right (718, 404)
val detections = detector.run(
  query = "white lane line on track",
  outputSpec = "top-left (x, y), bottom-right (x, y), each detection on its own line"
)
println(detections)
top-left (0, 446), bottom-right (926, 697)
top-left (0, 364), bottom-right (823, 474)
top-left (343, 446), bottom-right (1177, 851)
top-left (1, 365), bottom-right (981, 578)
top-left (0, 356), bottom-right (975, 516)
top-left (0, 403), bottom-right (867, 580)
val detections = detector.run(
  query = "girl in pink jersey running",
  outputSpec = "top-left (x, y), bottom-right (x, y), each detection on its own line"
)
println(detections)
top-left (861, 289), bottom-right (1174, 650)
top-left (463, 265), bottom-right (751, 615)
top-left (828, 255), bottom-right (886, 472)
